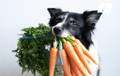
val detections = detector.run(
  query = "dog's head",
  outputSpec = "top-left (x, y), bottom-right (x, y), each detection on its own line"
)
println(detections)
top-left (48, 8), bottom-right (102, 48)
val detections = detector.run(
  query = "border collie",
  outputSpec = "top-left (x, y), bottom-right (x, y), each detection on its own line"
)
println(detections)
top-left (47, 8), bottom-right (102, 76)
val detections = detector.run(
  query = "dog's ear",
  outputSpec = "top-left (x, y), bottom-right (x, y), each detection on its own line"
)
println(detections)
top-left (47, 8), bottom-right (62, 17)
top-left (83, 10), bottom-right (102, 27)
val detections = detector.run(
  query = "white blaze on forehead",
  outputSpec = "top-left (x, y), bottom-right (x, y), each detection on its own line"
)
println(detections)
top-left (53, 13), bottom-right (69, 28)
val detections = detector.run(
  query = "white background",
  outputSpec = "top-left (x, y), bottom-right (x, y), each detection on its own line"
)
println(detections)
top-left (0, 0), bottom-right (120, 76)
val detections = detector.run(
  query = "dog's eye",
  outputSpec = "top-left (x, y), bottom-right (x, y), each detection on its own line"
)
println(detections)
top-left (70, 20), bottom-right (76, 24)
top-left (56, 17), bottom-right (62, 22)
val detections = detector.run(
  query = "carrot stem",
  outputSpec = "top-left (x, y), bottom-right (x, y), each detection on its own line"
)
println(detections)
top-left (53, 39), bottom-right (57, 48)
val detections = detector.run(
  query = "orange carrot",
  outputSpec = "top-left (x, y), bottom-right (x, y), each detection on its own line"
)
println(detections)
top-left (70, 60), bottom-right (83, 76)
top-left (75, 39), bottom-right (97, 65)
top-left (73, 42), bottom-right (92, 74)
top-left (63, 39), bottom-right (88, 76)
top-left (71, 69), bottom-right (76, 76)
top-left (64, 73), bottom-right (67, 76)
top-left (49, 41), bottom-right (58, 76)
top-left (61, 49), bottom-right (72, 76)
top-left (67, 56), bottom-right (76, 76)
top-left (84, 54), bottom-right (91, 63)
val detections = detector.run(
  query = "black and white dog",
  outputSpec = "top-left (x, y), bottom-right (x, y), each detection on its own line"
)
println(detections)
top-left (47, 8), bottom-right (102, 76)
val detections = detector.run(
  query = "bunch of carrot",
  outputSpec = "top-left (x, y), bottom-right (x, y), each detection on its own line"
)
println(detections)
top-left (49, 36), bottom-right (98, 76)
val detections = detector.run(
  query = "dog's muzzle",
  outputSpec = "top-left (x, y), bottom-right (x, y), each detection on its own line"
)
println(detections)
top-left (52, 27), bottom-right (62, 35)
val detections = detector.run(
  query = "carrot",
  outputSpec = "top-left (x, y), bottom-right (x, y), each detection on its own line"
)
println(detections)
top-left (49, 40), bottom-right (58, 76)
top-left (63, 39), bottom-right (88, 76)
top-left (70, 59), bottom-right (83, 76)
top-left (61, 49), bottom-right (72, 76)
top-left (75, 39), bottom-right (97, 65)
top-left (67, 56), bottom-right (76, 76)
top-left (71, 69), bottom-right (76, 76)
top-left (84, 54), bottom-right (91, 63)
top-left (73, 42), bottom-right (92, 74)
top-left (64, 73), bottom-right (67, 76)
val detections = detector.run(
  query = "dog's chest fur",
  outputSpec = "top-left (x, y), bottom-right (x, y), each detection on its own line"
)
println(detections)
top-left (88, 44), bottom-right (100, 76)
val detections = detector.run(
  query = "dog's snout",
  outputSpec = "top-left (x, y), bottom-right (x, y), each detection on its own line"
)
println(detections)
top-left (53, 27), bottom-right (62, 34)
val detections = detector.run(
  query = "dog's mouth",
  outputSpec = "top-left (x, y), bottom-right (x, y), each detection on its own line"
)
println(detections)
top-left (52, 28), bottom-right (71, 37)
top-left (58, 31), bottom-right (71, 37)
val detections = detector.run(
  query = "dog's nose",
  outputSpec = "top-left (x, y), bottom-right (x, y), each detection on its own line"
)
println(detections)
top-left (53, 27), bottom-right (62, 34)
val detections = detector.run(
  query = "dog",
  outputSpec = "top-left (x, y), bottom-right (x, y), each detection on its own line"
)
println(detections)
top-left (47, 8), bottom-right (102, 76)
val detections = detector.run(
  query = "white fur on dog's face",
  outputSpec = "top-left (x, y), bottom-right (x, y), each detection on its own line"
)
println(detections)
top-left (58, 29), bottom-right (71, 37)
top-left (52, 13), bottom-right (71, 37)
